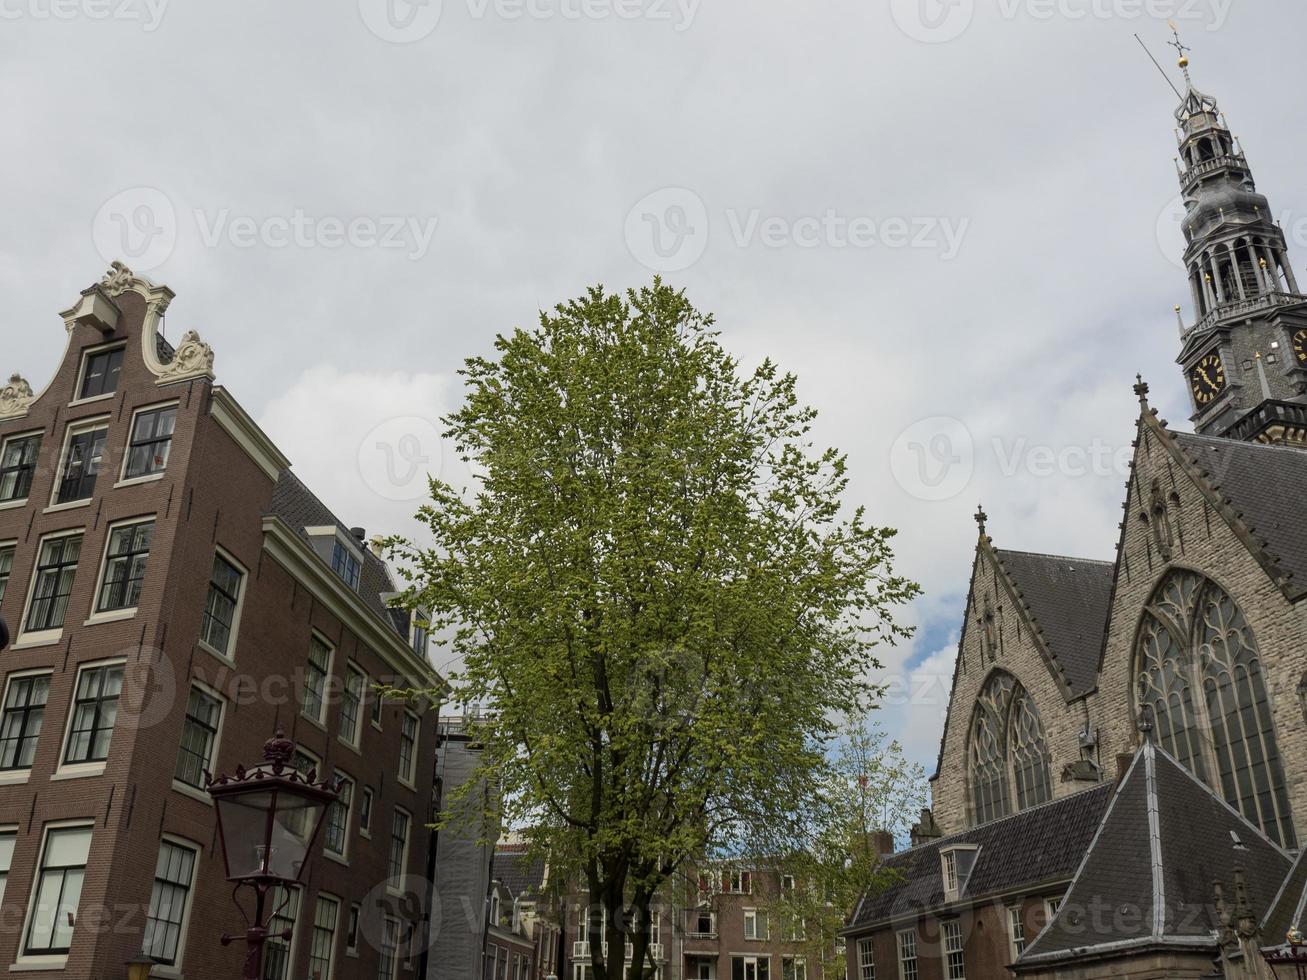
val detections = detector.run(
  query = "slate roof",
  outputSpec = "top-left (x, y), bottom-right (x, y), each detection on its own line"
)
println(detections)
top-left (268, 469), bottom-right (412, 641)
top-left (994, 550), bottom-right (1114, 698)
top-left (493, 848), bottom-right (548, 899)
top-left (1020, 741), bottom-right (1292, 965)
top-left (846, 783), bottom-right (1113, 931)
top-left (1171, 431), bottom-right (1307, 600)
top-left (1261, 849), bottom-right (1307, 949)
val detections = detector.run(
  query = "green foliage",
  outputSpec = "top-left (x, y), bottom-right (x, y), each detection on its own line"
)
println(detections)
top-left (385, 281), bottom-right (919, 980)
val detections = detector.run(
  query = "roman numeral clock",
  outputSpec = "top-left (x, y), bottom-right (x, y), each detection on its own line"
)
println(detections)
top-left (1189, 350), bottom-right (1228, 407)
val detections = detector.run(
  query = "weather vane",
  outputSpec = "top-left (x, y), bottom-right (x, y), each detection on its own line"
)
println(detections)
top-left (1167, 20), bottom-right (1192, 83)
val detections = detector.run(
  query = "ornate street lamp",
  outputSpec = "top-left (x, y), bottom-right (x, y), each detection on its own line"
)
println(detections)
top-left (1263, 927), bottom-right (1307, 980)
top-left (206, 729), bottom-right (338, 979)
top-left (125, 948), bottom-right (155, 980)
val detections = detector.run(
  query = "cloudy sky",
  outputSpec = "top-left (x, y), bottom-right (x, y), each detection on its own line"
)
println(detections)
top-left (3, 0), bottom-right (1304, 775)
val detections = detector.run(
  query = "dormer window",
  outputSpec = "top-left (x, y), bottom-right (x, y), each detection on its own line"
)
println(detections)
top-left (331, 539), bottom-right (362, 590)
top-left (940, 846), bottom-right (979, 903)
top-left (412, 618), bottom-right (429, 657)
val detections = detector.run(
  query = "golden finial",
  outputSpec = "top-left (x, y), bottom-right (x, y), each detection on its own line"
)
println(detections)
top-left (1168, 21), bottom-right (1192, 79)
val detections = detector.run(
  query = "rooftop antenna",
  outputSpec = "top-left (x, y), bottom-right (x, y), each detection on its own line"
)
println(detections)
top-left (1135, 32), bottom-right (1183, 100)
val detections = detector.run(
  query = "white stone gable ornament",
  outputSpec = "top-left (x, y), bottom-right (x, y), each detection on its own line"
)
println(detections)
top-left (0, 374), bottom-right (34, 420)
top-left (156, 329), bottom-right (215, 383)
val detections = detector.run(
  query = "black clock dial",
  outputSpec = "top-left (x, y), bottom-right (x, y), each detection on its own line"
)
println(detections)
top-left (1293, 328), bottom-right (1307, 365)
top-left (1189, 351), bottom-right (1227, 406)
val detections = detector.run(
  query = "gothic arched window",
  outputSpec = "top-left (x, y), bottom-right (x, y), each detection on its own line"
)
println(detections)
top-left (967, 672), bottom-right (1052, 825)
top-left (1135, 569), bottom-right (1297, 848)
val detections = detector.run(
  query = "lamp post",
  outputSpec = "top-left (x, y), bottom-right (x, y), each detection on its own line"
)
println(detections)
top-left (1263, 927), bottom-right (1307, 980)
top-left (206, 729), bottom-right (338, 979)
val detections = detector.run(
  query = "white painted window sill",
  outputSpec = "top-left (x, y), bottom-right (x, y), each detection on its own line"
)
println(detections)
top-left (84, 608), bottom-right (137, 628)
top-left (113, 472), bottom-right (166, 490)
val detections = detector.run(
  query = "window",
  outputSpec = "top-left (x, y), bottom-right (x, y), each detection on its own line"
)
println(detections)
top-left (24, 824), bottom-right (92, 956)
top-left (302, 635), bottom-right (332, 723)
top-left (55, 424), bottom-right (107, 504)
top-left (1135, 569), bottom-right (1297, 847)
top-left (781, 874), bottom-right (795, 893)
top-left (399, 711), bottom-right (419, 784)
top-left (940, 847), bottom-right (978, 902)
top-left (309, 895), bottom-right (340, 980)
top-left (730, 957), bottom-right (768, 980)
top-left (360, 786), bottom-right (374, 834)
top-left (0, 829), bottom-right (13, 907)
top-left (782, 959), bottom-right (805, 980)
top-left (1007, 906), bottom-right (1025, 961)
top-left (412, 619), bottom-right (428, 657)
top-left (379, 916), bottom-right (400, 980)
top-left (79, 346), bottom-right (124, 400)
top-left (325, 774), bottom-right (354, 859)
top-left (123, 405), bottom-right (177, 479)
top-left (0, 434), bottom-right (40, 502)
top-left (1010, 690), bottom-right (1053, 810)
top-left (200, 553), bottom-right (244, 656)
top-left (63, 662), bottom-right (124, 765)
top-left (389, 808), bottom-right (411, 880)
top-left (174, 686), bottom-right (223, 789)
top-left (142, 839), bottom-right (197, 966)
top-left (263, 885), bottom-right (300, 980)
top-left (968, 671), bottom-right (1052, 825)
top-left (0, 544), bottom-right (13, 605)
top-left (24, 533), bottom-right (83, 634)
top-left (726, 869), bottom-right (752, 893)
top-left (858, 938), bottom-right (875, 980)
top-left (371, 684), bottom-right (384, 726)
top-left (942, 921), bottom-right (965, 980)
top-left (896, 930), bottom-right (917, 980)
top-left (346, 903), bottom-right (361, 955)
top-left (692, 906), bottom-right (715, 936)
top-left (1043, 898), bottom-right (1062, 926)
top-left (340, 665), bottom-right (365, 746)
top-left (943, 851), bottom-right (957, 894)
top-left (0, 673), bottom-right (51, 770)
top-left (331, 540), bottom-right (361, 590)
top-left (96, 519), bottom-right (154, 613)
top-left (744, 909), bottom-right (768, 940)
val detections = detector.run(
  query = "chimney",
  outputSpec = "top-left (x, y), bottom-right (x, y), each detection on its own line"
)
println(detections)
top-left (350, 527), bottom-right (368, 549)
top-left (910, 808), bottom-right (942, 848)
top-left (868, 831), bottom-right (896, 859)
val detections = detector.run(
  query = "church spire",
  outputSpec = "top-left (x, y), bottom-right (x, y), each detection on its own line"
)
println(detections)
top-left (1167, 30), bottom-right (1307, 442)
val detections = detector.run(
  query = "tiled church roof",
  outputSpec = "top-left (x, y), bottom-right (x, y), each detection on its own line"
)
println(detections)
top-left (1171, 432), bottom-right (1307, 600)
top-left (993, 550), bottom-right (1114, 698)
top-left (1019, 741), bottom-right (1292, 965)
top-left (846, 783), bottom-right (1113, 931)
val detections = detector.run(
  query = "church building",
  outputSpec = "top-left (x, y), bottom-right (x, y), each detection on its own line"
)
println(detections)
top-left (844, 43), bottom-right (1307, 980)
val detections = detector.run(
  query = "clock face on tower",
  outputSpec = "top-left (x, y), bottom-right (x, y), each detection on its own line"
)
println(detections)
top-left (1189, 351), bottom-right (1227, 407)
top-left (1293, 328), bottom-right (1307, 365)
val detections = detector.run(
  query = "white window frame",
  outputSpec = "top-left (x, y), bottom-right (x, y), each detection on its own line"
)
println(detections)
top-left (0, 429), bottom-right (44, 510)
top-left (198, 545), bottom-right (247, 664)
top-left (1007, 905), bottom-right (1025, 961)
top-left (1044, 897), bottom-right (1062, 926)
top-left (388, 805), bottom-right (412, 893)
top-left (17, 820), bottom-right (94, 970)
top-left (346, 902), bottom-right (362, 957)
top-left (171, 679), bottom-right (226, 804)
top-left (308, 891), bottom-right (342, 980)
top-left (71, 341), bottom-right (126, 407)
top-left (301, 631), bottom-right (335, 727)
top-left (743, 908), bottom-right (768, 941)
top-left (55, 657), bottom-right (126, 779)
top-left (857, 937), bottom-right (875, 980)
top-left (142, 834), bottom-right (201, 975)
top-left (398, 709), bottom-right (420, 788)
top-left (15, 527), bottom-right (85, 649)
top-left (338, 663), bottom-right (367, 750)
top-left (116, 399), bottom-right (179, 488)
top-left (86, 514), bottom-right (156, 626)
top-left (940, 845), bottom-right (979, 903)
top-left (263, 884), bottom-right (303, 980)
top-left (359, 785), bottom-right (375, 839)
top-left (47, 415), bottom-right (111, 512)
top-left (0, 667), bottom-right (54, 785)
top-left (324, 771), bottom-right (355, 864)
top-left (0, 538), bottom-right (15, 608)
top-left (896, 929), bottom-right (917, 980)
top-left (942, 920), bottom-right (965, 980)
top-left (0, 824), bottom-right (16, 909)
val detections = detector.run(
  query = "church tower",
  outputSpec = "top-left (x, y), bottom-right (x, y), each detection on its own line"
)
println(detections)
top-left (1170, 36), bottom-right (1307, 443)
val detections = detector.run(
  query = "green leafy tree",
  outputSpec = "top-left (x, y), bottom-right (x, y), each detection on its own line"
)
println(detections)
top-left (761, 716), bottom-right (929, 980)
top-left (385, 282), bottom-right (919, 980)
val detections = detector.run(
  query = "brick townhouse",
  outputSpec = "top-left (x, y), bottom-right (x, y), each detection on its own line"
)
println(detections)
top-left (0, 262), bottom-right (445, 978)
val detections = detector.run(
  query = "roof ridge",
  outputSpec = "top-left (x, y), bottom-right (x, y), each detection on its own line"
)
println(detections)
top-left (993, 548), bottom-right (1114, 566)
top-left (1173, 429), bottom-right (1307, 458)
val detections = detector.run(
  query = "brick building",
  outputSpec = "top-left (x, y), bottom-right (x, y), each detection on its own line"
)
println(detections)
top-left (0, 262), bottom-right (444, 978)
top-left (843, 50), bottom-right (1307, 980)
